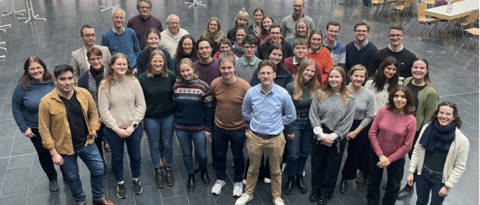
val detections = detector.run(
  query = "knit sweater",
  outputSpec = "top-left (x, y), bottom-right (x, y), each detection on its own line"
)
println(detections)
top-left (12, 80), bottom-right (56, 132)
top-left (257, 38), bottom-right (294, 60)
top-left (409, 124), bottom-right (469, 189)
top-left (138, 71), bottom-right (177, 118)
top-left (158, 28), bottom-right (189, 56)
top-left (101, 27), bottom-right (141, 68)
top-left (346, 86), bottom-right (375, 127)
top-left (98, 77), bottom-right (146, 130)
top-left (323, 37), bottom-right (346, 69)
top-left (194, 58), bottom-right (221, 86)
top-left (284, 57), bottom-right (323, 84)
top-left (280, 14), bottom-right (315, 38)
top-left (235, 56), bottom-right (262, 83)
top-left (127, 15), bottom-right (163, 50)
top-left (367, 46), bottom-right (417, 78)
top-left (369, 106), bottom-right (416, 163)
top-left (172, 79), bottom-right (213, 131)
top-left (136, 48), bottom-right (174, 77)
top-left (403, 77), bottom-right (439, 131)
top-left (364, 79), bottom-right (402, 115)
top-left (306, 47), bottom-right (334, 83)
top-left (345, 40), bottom-right (378, 82)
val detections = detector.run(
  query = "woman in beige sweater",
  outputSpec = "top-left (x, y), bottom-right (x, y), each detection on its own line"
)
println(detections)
top-left (407, 101), bottom-right (469, 205)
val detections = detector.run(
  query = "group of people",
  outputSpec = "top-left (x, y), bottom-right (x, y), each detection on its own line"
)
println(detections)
top-left (11, 0), bottom-right (470, 205)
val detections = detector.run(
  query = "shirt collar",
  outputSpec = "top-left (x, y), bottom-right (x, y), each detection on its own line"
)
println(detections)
top-left (112, 27), bottom-right (125, 35)
top-left (292, 13), bottom-right (305, 21)
top-left (242, 56), bottom-right (257, 65)
top-left (354, 39), bottom-right (369, 50)
top-left (309, 48), bottom-right (320, 54)
top-left (293, 56), bottom-right (307, 65)
top-left (258, 84), bottom-right (276, 95)
top-left (388, 44), bottom-right (404, 52)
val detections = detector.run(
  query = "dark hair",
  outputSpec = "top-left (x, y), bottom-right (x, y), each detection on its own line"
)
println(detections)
top-left (307, 29), bottom-right (323, 48)
top-left (175, 35), bottom-right (198, 64)
top-left (431, 101), bottom-right (462, 129)
top-left (235, 27), bottom-right (248, 45)
top-left (260, 15), bottom-right (274, 38)
top-left (266, 43), bottom-right (290, 74)
top-left (253, 8), bottom-right (264, 17)
top-left (371, 56), bottom-right (400, 92)
top-left (80, 24), bottom-right (94, 36)
top-left (258, 60), bottom-right (276, 72)
top-left (196, 37), bottom-right (214, 51)
top-left (136, 0), bottom-right (152, 10)
top-left (354, 20), bottom-right (370, 32)
top-left (219, 38), bottom-right (232, 47)
top-left (18, 56), bottom-right (55, 90)
top-left (87, 47), bottom-right (103, 59)
top-left (269, 23), bottom-right (282, 33)
top-left (389, 24), bottom-right (404, 34)
top-left (53, 64), bottom-right (75, 78)
top-left (326, 21), bottom-right (341, 31)
top-left (386, 85), bottom-right (416, 115)
top-left (412, 58), bottom-right (437, 91)
top-left (144, 28), bottom-right (161, 50)
top-left (242, 34), bottom-right (259, 47)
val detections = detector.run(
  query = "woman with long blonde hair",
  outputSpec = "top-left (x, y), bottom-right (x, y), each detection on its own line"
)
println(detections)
top-left (201, 17), bottom-right (224, 57)
top-left (287, 18), bottom-right (310, 46)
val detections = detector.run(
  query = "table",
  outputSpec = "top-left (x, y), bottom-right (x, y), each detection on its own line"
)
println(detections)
top-left (455, 0), bottom-right (479, 9)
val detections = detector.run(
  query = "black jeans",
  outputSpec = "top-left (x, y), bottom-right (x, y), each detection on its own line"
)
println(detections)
top-left (341, 120), bottom-right (371, 180)
top-left (31, 128), bottom-right (63, 180)
top-left (94, 124), bottom-right (106, 166)
top-left (367, 149), bottom-right (405, 205)
top-left (213, 125), bottom-right (246, 182)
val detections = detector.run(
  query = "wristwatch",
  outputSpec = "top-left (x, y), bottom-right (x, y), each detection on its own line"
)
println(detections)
top-left (378, 154), bottom-right (385, 159)
top-left (132, 123), bottom-right (138, 129)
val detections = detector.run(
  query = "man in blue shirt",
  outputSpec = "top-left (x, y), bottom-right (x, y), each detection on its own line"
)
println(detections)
top-left (237, 60), bottom-right (296, 205)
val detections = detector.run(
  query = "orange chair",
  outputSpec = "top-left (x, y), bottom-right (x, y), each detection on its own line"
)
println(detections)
top-left (410, 2), bottom-right (437, 38)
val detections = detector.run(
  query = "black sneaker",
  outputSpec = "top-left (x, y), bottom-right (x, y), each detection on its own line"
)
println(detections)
top-left (49, 179), bottom-right (59, 192)
top-left (117, 183), bottom-right (127, 199)
top-left (132, 179), bottom-right (143, 195)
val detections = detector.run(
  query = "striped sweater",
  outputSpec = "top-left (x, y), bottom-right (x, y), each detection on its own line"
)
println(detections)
top-left (306, 47), bottom-right (334, 83)
top-left (172, 79), bottom-right (214, 131)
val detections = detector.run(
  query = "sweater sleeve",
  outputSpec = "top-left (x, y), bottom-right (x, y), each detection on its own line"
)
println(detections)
top-left (409, 125), bottom-right (429, 173)
top-left (367, 51), bottom-right (380, 77)
top-left (203, 85), bottom-right (213, 131)
top-left (132, 79), bottom-right (146, 125)
top-left (309, 92), bottom-right (322, 128)
top-left (249, 70), bottom-right (260, 87)
top-left (334, 98), bottom-right (355, 140)
top-left (368, 107), bottom-right (383, 156)
top-left (281, 18), bottom-right (287, 37)
top-left (11, 84), bottom-right (28, 133)
top-left (422, 89), bottom-right (439, 127)
top-left (338, 46), bottom-right (346, 69)
top-left (132, 33), bottom-right (141, 68)
top-left (445, 133), bottom-right (469, 188)
top-left (387, 116), bottom-right (417, 163)
top-left (98, 83), bottom-right (118, 130)
top-left (321, 49), bottom-right (334, 83)
top-left (360, 91), bottom-right (375, 127)
top-left (285, 84), bottom-right (295, 135)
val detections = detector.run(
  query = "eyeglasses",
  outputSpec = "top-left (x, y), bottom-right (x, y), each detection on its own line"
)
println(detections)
top-left (270, 32), bottom-right (281, 36)
top-left (243, 46), bottom-right (256, 50)
top-left (328, 30), bottom-right (339, 34)
top-left (388, 34), bottom-right (403, 38)
top-left (84, 34), bottom-right (96, 38)
top-left (140, 6), bottom-right (150, 10)
top-left (355, 30), bottom-right (368, 33)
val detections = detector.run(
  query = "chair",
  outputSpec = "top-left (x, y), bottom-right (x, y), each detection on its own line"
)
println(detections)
top-left (423, 0), bottom-right (435, 8)
top-left (410, 2), bottom-right (437, 38)
top-left (370, 0), bottom-right (386, 15)
top-left (461, 28), bottom-right (479, 53)
top-left (449, 9), bottom-right (479, 39)
top-left (390, 0), bottom-right (411, 20)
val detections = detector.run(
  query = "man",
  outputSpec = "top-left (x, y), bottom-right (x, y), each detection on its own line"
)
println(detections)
top-left (71, 24), bottom-right (111, 86)
top-left (345, 20), bottom-right (378, 83)
top-left (257, 24), bottom-right (294, 60)
top-left (367, 25), bottom-right (416, 80)
top-left (38, 65), bottom-right (114, 205)
top-left (284, 38), bottom-right (323, 84)
top-left (236, 60), bottom-right (296, 205)
top-left (158, 14), bottom-right (189, 56)
top-left (210, 52), bottom-right (251, 197)
top-left (195, 38), bottom-right (221, 86)
top-left (127, 0), bottom-right (163, 50)
top-left (281, 0), bottom-right (315, 38)
top-left (226, 10), bottom-right (255, 43)
top-left (235, 34), bottom-right (262, 82)
top-left (323, 21), bottom-right (346, 71)
top-left (101, 8), bottom-right (141, 71)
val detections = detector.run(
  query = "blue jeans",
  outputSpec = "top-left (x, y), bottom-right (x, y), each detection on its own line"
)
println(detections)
top-left (287, 117), bottom-right (313, 176)
top-left (144, 114), bottom-right (175, 169)
top-left (105, 123), bottom-right (143, 182)
top-left (61, 142), bottom-right (105, 204)
top-left (213, 125), bottom-right (246, 182)
top-left (175, 128), bottom-right (207, 174)
top-left (416, 165), bottom-right (446, 205)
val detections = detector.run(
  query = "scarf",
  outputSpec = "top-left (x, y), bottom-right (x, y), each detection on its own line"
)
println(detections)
top-left (89, 65), bottom-right (104, 87)
top-left (419, 120), bottom-right (456, 152)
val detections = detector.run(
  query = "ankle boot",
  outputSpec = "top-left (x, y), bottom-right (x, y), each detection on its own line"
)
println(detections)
top-left (187, 174), bottom-right (195, 192)
top-left (339, 178), bottom-right (347, 194)
top-left (165, 167), bottom-right (175, 186)
top-left (284, 176), bottom-right (294, 195)
top-left (296, 173), bottom-right (307, 193)
top-left (154, 168), bottom-right (164, 188)
top-left (201, 169), bottom-right (210, 185)
top-left (397, 184), bottom-right (414, 199)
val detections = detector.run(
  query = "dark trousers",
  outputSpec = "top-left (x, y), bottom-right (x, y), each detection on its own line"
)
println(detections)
top-left (341, 120), bottom-right (371, 180)
top-left (31, 128), bottom-right (63, 180)
top-left (94, 124), bottom-right (106, 166)
top-left (367, 149), bottom-right (405, 205)
top-left (311, 135), bottom-right (347, 198)
top-left (407, 131), bottom-right (421, 185)
top-left (213, 125), bottom-right (246, 182)
top-left (415, 165), bottom-right (446, 205)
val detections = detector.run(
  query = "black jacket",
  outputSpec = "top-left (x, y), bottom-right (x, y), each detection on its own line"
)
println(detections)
top-left (226, 26), bottom-right (255, 43)
top-left (257, 37), bottom-right (294, 60)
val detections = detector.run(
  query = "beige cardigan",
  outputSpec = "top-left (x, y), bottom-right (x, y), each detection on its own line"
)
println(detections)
top-left (409, 124), bottom-right (470, 188)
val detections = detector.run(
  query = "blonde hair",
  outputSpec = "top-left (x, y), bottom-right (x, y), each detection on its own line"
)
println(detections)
top-left (234, 10), bottom-right (250, 27)
top-left (293, 59), bottom-right (321, 101)
top-left (100, 53), bottom-right (135, 93)
top-left (147, 49), bottom-right (169, 78)
top-left (202, 17), bottom-right (224, 43)
top-left (289, 18), bottom-right (310, 40)
top-left (176, 58), bottom-right (199, 82)
top-left (348, 64), bottom-right (368, 79)
top-left (319, 66), bottom-right (354, 105)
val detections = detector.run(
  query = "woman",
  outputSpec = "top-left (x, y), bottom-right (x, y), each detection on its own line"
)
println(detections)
top-left (283, 59), bottom-right (321, 195)
top-left (287, 18), bottom-right (310, 46)
top-left (250, 43), bottom-right (293, 88)
top-left (249, 8), bottom-right (264, 36)
top-left (309, 67), bottom-right (355, 204)
top-left (172, 58), bottom-right (212, 192)
top-left (231, 27), bottom-right (248, 58)
top-left (172, 35), bottom-right (198, 74)
top-left (398, 58), bottom-right (439, 198)
top-left (98, 53), bottom-right (146, 199)
top-left (306, 29), bottom-right (334, 83)
top-left (339, 65), bottom-right (375, 194)
top-left (77, 47), bottom-right (109, 178)
top-left (201, 17), bottom-right (224, 57)
top-left (257, 15), bottom-right (274, 45)
top-left (407, 101), bottom-right (469, 205)
top-left (136, 28), bottom-right (173, 76)
top-left (138, 49), bottom-right (177, 189)
top-left (367, 85), bottom-right (416, 205)
top-left (12, 56), bottom-right (60, 192)
top-left (226, 10), bottom-right (255, 43)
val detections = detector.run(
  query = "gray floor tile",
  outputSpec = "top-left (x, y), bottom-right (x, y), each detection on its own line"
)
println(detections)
top-left (7, 154), bottom-right (34, 169)
top-left (1, 167), bottom-right (31, 196)
top-left (0, 193), bottom-right (27, 205)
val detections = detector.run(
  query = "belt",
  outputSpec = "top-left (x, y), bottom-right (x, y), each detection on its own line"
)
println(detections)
top-left (297, 113), bottom-right (309, 118)
top-left (251, 130), bottom-right (280, 139)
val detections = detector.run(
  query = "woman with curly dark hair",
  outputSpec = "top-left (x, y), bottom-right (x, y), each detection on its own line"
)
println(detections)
top-left (172, 35), bottom-right (198, 74)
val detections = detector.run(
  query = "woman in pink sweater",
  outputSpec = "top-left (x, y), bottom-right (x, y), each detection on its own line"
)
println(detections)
top-left (367, 85), bottom-right (416, 205)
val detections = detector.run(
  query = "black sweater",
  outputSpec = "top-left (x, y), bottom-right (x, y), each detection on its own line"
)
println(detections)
top-left (138, 70), bottom-right (177, 118)
top-left (257, 37), bottom-right (294, 60)
top-left (366, 47), bottom-right (416, 78)
top-left (345, 41), bottom-right (378, 82)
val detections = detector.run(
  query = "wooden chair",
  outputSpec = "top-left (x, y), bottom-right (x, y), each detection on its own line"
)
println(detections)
top-left (389, 0), bottom-right (411, 20)
top-left (449, 9), bottom-right (479, 39)
top-left (461, 28), bottom-right (479, 53)
top-left (410, 2), bottom-right (437, 38)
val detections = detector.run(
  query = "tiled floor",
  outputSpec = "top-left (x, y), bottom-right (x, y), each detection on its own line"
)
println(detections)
top-left (0, 0), bottom-right (478, 205)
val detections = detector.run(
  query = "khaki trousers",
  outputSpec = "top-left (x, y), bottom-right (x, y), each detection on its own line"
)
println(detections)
top-left (245, 130), bottom-right (286, 199)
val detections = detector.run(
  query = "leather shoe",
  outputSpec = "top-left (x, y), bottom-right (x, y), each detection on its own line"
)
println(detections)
top-left (309, 193), bottom-right (319, 202)
top-left (397, 185), bottom-right (414, 199)
top-left (339, 178), bottom-right (347, 194)
top-left (93, 198), bottom-right (115, 205)
top-left (296, 173), bottom-right (307, 193)
top-left (283, 176), bottom-right (294, 195)
top-left (317, 196), bottom-right (329, 205)
top-left (104, 141), bottom-right (111, 153)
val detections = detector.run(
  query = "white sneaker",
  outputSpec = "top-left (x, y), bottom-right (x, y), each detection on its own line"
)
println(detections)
top-left (281, 163), bottom-right (287, 173)
top-left (273, 197), bottom-right (285, 205)
top-left (211, 180), bottom-right (226, 195)
top-left (242, 179), bottom-right (247, 185)
top-left (235, 193), bottom-right (253, 205)
top-left (264, 178), bottom-right (271, 184)
top-left (233, 182), bottom-right (243, 197)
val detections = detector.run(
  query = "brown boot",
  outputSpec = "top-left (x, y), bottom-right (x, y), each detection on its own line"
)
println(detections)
top-left (93, 198), bottom-right (115, 205)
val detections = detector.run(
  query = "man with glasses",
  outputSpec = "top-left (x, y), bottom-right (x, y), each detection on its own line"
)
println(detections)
top-left (367, 25), bottom-right (416, 80)
top-left (127, 0), bottom-right (163, 50)
top-left (323, 21), bottom-right (346, 71)
top-left (257, 24), bottom-right (293, 60)
top-left (236, 34), bottom-right (262, 82)
top-left (281, 0), bottom-right (315, 38)
top-left (236, 60), bottom-right (296, 205)
top-left (71, 24), bottom-right (111, 86)
top-left (159, 14), bottom-right (189, 56)
top-left (345, 20), bottom-right (377, 83)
